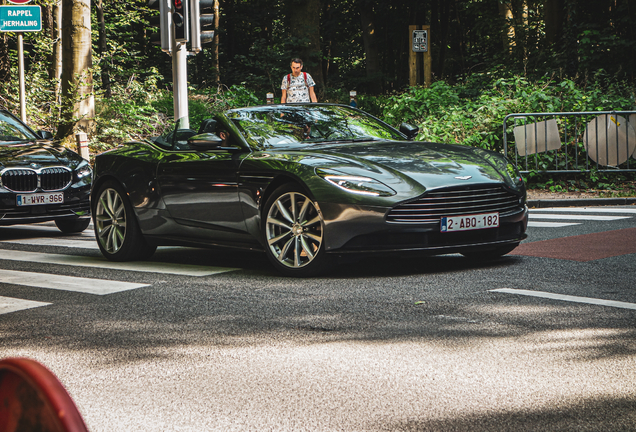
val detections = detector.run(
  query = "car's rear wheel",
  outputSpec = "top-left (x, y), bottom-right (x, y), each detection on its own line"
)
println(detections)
top-left (55, 218), bottom-right (90, 234)
top-left (263, 184), bottom-right (329, 277)
top-left (461, 244), bottom-right (518, 260)
top-left (93, 180), bottom-right (156, 261)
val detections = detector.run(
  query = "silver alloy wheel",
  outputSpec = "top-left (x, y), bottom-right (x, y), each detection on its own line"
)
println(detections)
top-left (265, 191), bottom-right (323, 269)
top-left (95, 187), bottom-right (127, 254)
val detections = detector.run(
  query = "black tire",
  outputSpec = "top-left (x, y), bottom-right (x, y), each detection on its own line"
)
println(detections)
top-left (461, 244), bottom-right (518, 260)
top-left (93, 180), bottom-right (156, 261)
top-left (262, 183), bottom-right (330, 277)
top-left (55, 218), bottom-right (90, 234)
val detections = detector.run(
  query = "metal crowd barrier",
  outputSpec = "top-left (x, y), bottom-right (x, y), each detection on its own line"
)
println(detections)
top-left (503, 111), bottom-right (636, 173)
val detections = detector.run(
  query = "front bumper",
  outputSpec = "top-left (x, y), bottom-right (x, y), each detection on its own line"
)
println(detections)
top-left (0, 186), bottom-right (91, 226)
top-left (320, 202), bottom-right (528, 255)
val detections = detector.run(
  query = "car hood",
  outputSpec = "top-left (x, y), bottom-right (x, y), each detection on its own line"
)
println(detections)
top-left (302, 140), bottom-right (520, 191)
top-left (0, 141), bottom-right (82, 169)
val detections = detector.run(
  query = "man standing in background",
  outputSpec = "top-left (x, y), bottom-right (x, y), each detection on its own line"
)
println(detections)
top-left (281, 58), bottom-right (318, 103)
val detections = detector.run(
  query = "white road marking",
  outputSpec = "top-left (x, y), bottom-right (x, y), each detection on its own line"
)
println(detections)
top-left (0, 269), bottom-right (149, 295)
top-left (529, 214), bottom-right (631, 221)
top-left (0, 224), bottom-right (96, 237)
top-left (0, 296), bottom-right (51, 315)
top-left (0, 250), bottom-right (236, 276)
top-left (529, 207), bottom-right (636, 214)
top-left (2, 238), bottom-right (100, 249)
top-left (527, 221), bottom-right (580, 228)
top-left (490, 288), bottom-right (636, 310)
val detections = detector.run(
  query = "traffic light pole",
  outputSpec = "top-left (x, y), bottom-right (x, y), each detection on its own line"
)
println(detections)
top-left (149, 0), bottom-right (215, 129)
top-left (172, 42), bottom-right (189, 129)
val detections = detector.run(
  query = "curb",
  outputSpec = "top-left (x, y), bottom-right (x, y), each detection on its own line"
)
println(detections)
top-left (527, 197), bottom-right (636, 208)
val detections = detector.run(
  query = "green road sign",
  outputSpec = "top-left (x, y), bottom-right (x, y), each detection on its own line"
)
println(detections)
top-left (0, 5), bottom-right (42, 32)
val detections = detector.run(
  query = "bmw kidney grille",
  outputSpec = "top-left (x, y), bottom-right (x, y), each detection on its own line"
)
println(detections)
top-left (1, 167), bottom-right (73, 193)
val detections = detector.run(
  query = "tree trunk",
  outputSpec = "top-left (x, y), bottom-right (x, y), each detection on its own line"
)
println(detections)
top-left (544, 0), bottom-right (564, 45)
top-left (0, 35), bottom-right (10, 100)
top-left (288, 0), bottom-right (324, 95)
top-left (499, 1), bottom-right (514, 54)
top-left (56, 0), bottom-right (95, 140)
top-left (213, 0), bottom-right (220, 85)
top-left (96, 0), bottom-right (111, 98)
top-left (52, 1), bottom-right (63, 106)
top-left (360, 1), bottom-right (381, 93)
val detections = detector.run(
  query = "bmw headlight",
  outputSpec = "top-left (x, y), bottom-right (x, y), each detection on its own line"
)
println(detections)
top-left (75, 160), bottom-right (92, 180)
top-left (316, 169), bottom-right (396, 197)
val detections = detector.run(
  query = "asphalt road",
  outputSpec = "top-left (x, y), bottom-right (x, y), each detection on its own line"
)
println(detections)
top-left (1, 205), bottom-right (636, 431)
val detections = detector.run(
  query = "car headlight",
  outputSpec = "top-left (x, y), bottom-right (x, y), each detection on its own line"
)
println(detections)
top-left (75, 160), bottom-right (92, 180)
top-left (316, 169), bottom-right (396, 197)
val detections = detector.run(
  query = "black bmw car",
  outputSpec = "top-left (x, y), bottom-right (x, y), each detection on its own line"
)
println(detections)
top-left (92, 103), bottom-right (528, 276)
top-left (0, 110), bottom-right (92, 233)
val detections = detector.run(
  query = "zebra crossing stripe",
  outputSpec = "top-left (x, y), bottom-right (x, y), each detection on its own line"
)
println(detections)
top-left (491, 288), bottom-right (636, 310)
top-left (529, 207), bottom-right (636, 214)
top-left (0, 269), bottom-right (149, 295)
top-left (529, 214), bottom-right (631, 221)
top-left (527, 221), bottom-right (580, 228)
top-left (0, 250), bottom-right (236, 276)
top-left (2, 238), bottom-right (100, 249)
top-left (0, 296), bottom-right (51, 315)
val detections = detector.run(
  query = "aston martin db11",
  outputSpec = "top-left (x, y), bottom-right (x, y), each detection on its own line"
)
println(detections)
top-left (91, 103), bottom-right (528, 276)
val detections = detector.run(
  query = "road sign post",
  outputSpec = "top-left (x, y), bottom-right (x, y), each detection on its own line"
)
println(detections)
top-left (409, 25), bottom-right (431, 88)
top-left (0, 4), bottom-right (42, 122)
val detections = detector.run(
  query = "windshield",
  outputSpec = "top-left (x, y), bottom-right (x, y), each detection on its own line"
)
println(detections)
top-left (228, 105), bottom-right (404, 150)
top-left (0, 111), bottom-right (37, 143)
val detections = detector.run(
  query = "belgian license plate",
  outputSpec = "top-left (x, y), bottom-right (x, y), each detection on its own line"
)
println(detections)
top-left (17, 192), bottom-right (64, 206)
top-left (440, 212), bottom-right (499, 232)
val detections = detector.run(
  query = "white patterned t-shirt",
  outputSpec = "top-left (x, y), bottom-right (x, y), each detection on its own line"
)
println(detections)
top-left (281, 73), bottom-right (316, 102)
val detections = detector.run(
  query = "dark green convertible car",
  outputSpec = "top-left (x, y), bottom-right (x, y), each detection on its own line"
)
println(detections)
top-left (92, 104), bottom-right (528, 276)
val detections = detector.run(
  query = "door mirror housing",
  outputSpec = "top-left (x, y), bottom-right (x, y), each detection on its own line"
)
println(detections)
top-left (399, 123), bottom-right (419, 141)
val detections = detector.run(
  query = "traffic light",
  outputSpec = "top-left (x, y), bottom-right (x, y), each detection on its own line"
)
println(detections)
top-left (147, 0), bottom-right (172, 53)
top-left (190, 0), bottom-right (215, 53)
top-left (172, 0), bottom-right (189, 43)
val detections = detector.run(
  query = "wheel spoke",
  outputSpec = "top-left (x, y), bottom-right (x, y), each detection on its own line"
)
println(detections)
top-left (277, 237), bottom-right (295, 262)
top-left (267, 216), bottom-right (292, 230)
top-left (303, 215), bottom-right (321, 227)
top-left (300, 236), bottom-right (315, 260)
top-left (294, 237), bottom-right (301, 267)
top-left (268, 231), bottom-right (291, 246)
top-left (297, 198), bottom-right (310, 223)
top-left (275, 199), bottom-right (294, 223)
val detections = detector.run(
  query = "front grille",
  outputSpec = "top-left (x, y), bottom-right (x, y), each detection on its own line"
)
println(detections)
top-left (386, 185), bottom-right (521, 224)
top-left (1, 167), bottom-right (72, 192)
top-left (40, 167), bottom-right (72, 190)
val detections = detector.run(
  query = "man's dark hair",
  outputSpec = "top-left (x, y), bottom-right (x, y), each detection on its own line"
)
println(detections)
top-left (290, 58), bottom-right (303, 66)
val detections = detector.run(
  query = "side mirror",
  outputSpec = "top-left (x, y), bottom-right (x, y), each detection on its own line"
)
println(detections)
top-left (399, 123), bottom-right (419, 141)
top-left (187, 133), bottom-right (224, 151)
top-left (36, 130), bottom-right (54, 140)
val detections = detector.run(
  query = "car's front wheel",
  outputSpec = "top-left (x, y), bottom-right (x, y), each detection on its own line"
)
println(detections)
top-left (55, 218), bottom-right (90, 234)
top-left (93, 180), bottom-right (156, 261)
top-left (263, 184), bottom-right (329, 277)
